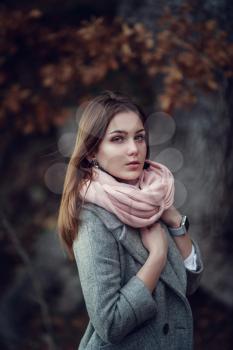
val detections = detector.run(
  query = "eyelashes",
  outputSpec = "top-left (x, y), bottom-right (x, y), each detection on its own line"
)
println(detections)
top-left (111, 134), bottom-right (146, 143)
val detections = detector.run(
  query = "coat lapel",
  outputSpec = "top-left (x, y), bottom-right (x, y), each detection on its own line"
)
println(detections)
top-left (116, 224), bottom-right (187, 296)
top-left (82, 203), bottom-right (187, 296)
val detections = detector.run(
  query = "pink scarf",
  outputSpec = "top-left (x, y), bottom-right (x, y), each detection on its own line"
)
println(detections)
top-left (80, 159), bottom-right (174, 228)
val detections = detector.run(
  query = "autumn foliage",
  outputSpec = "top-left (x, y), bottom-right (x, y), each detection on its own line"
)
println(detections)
top-left (0, 5), bottom-right (233, 134)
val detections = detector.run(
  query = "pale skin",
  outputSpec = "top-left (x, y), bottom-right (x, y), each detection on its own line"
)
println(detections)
top-left (89, 111), bottom-right (193, 293)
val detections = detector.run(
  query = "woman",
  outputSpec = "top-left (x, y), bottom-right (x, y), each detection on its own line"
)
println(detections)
top-left (57, 91), bottom-right (204, 350)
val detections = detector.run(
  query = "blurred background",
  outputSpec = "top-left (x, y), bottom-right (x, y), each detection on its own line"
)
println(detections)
top-left (0, 0), bottom-right (233, 349)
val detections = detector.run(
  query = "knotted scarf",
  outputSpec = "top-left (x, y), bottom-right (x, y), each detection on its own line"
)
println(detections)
top-left (79, 159), bottom-right (175, 228)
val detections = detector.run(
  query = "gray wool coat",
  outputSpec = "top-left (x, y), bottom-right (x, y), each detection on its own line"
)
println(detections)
top-left (73, 203), bottom-right (204, 350)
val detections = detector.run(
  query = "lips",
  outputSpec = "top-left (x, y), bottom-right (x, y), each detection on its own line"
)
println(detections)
top-left (126, 161), bottom-right (140, 165)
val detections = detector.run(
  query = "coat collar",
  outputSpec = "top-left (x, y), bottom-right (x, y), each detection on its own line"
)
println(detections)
top-left (82, 203), bottom-right (187, 296)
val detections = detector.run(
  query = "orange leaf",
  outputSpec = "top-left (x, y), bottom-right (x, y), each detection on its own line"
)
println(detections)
top-left (158, 94), bottom-right (172, 111)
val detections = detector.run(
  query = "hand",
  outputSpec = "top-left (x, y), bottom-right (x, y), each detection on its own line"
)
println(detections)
top-left (160, 205), bottom-right (182, 228)
top-left (140, 222), bottom-right (168, 261)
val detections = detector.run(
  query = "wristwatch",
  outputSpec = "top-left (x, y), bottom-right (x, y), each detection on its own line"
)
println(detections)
top-left (168, 215), bottom-right (190, 236)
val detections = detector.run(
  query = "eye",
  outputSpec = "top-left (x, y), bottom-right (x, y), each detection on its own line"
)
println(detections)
top-left (135, 134), bottom-right (146, 141)
top-left (111, 134), bottom-right (146, 143)
top-left (111, 136), bottom-right (124, 142)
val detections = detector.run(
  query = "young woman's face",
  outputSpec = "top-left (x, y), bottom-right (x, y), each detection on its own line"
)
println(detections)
top-left (94, 111), bottom-right (147, 185)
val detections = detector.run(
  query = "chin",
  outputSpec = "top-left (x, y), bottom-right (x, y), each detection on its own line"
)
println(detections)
top-left (112, 174), bottom-right (131, 181)
top-left (116, 173), bottom-right (140, 184)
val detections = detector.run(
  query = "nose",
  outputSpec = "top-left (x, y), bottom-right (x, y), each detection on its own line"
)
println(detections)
top-left (127, 138), bottom-right (139, 155)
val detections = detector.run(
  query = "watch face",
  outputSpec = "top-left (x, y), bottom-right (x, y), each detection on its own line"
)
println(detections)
top-left (184, 216), bottom-right (189, 231)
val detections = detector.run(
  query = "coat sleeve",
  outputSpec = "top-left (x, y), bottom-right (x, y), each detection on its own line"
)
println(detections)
top-left (185, 238), bottom-right (204, 296)
top-left (73, 210), bottom-right (158, 344)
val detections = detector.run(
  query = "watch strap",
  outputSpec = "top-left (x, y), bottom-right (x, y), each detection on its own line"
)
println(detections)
top-left (168, 215), bottom-right (189, 236)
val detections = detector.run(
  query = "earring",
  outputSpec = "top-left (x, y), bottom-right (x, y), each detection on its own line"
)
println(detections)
top-left (91, 158), bottom-right (99, 168)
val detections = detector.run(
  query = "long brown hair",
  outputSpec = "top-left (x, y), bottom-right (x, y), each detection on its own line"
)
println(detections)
top-left (57, 90), bottom-right (151, 260)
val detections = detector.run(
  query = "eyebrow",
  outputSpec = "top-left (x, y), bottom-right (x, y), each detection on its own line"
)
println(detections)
top-left (109, 128), bottom-right (145, 134)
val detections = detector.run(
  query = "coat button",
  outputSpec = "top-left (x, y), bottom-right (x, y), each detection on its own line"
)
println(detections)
top-left (163, 323), bottom-right (169, 335)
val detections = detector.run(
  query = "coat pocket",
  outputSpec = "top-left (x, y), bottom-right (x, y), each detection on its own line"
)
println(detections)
top-left (98, 321), bottom-right (160, 350)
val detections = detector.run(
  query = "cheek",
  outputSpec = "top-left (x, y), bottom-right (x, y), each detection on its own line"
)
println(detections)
top-left (99, 143), bottom-right (114, 156)
top-left (139, 142), bottom-right (147, 156)
top-left (142, 142), bottom-right (147, 152)
top-left (97, 143), bottom-right (122, 163)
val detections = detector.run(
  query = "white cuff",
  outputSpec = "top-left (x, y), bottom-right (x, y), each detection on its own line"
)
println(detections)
top-left (183, 244), bottom-right (197, 271)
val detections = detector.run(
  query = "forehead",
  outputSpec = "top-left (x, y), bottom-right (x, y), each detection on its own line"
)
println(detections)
top-left (106, 111), bottom-right (143, 132)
